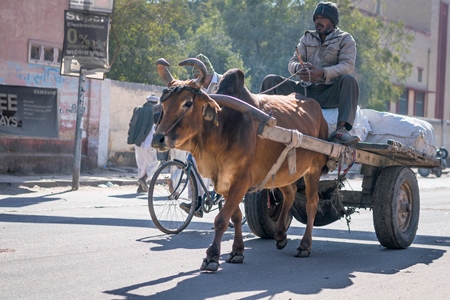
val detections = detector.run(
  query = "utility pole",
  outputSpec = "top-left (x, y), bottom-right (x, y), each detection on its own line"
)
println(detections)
top-left (72, 69), bottom-right (86, 190)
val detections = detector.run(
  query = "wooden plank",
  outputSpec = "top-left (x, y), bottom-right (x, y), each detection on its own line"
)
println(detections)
top-left (259, 126), bottom-right (441, 169)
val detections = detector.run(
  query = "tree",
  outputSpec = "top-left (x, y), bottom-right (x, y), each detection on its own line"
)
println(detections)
top-left (216, 0), bottom-right (413, 107)
top-left (108, 0), bottom-right (413, 110)
top-left (108, 0), bottom-right (201, 85)
top-left (216, 0), bottom-right (316, 92)
top-left (108, 0), bottom-right (247, 85)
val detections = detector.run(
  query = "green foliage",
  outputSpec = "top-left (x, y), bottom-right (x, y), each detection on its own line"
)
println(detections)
top-left (108, 0), bottom-right (414, 110)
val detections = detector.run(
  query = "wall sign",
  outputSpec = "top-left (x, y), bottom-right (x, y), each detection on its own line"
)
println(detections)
top-left (61, 10), bottom-right (110, 79)
top-left (0, 85), bottom-right (59, 138)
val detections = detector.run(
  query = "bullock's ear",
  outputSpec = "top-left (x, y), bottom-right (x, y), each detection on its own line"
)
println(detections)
top-left (202, 100), bottom-right (221, 126)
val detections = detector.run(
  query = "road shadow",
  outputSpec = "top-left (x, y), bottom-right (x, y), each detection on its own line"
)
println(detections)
top-left (108, 192), bottom-right (148, 199)
top-left (103, 237), bottom-right (445, 299)
top-left (1, 212), bottom-right (449, 250)
top-left (0, 189), bottom-right (73, 208)
top-left (0, 183), bottom-right (37, 196)
top-left (0, 213), bottom-right (154, 228)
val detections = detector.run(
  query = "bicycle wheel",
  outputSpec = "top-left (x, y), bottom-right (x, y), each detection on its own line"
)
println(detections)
top-left (148, 160), bottom-right (198, 234)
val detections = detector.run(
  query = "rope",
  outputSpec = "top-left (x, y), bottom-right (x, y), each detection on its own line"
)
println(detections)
top-left (260, 68), bottom-right (312, 97)
top-left (298, 68), bottom-right (312, 97)
top-left (259, 71), bottom-right (301, 95)
top-left (337, 149), bottom-right (357, 177)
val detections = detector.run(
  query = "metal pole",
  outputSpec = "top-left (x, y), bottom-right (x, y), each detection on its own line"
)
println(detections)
top-left (442, 119), bottom-right (447, 148)
top-left (72, 68), bottom-right (86, 190)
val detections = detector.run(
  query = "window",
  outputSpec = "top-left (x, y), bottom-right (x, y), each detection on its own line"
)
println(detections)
top-left (398, 90), bottom-right (408, 115)
top-left (417, 67), bottom-right (424, 83)
top-left (28, 39), bottom-right (62, 67)
top-left (30, 45), bottom-right (41, 60)
top-left (415, 91), bottom-right (425, 117)
top-left (43, 47), bottom-right (54, 62)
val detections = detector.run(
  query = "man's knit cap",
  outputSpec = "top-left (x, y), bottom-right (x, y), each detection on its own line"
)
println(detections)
top-left (192, 54), bottom-right (215, 76)
top-left (313, 2), bottom-right (339, 26)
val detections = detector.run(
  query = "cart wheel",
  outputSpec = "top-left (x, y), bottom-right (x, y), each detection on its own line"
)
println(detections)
top-left (372, 167), bottom-right (420, 249)
top-left (244, 189), bottom-right (292, 239)
top-left (418, 168), bottom-right (430, 177)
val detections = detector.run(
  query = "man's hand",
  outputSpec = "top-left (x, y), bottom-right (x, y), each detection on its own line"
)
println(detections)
top-left (298, 62), bottom-right (325, 82)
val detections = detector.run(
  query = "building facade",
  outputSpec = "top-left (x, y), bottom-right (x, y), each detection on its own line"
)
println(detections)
top-left (1, 0), bottom-right (449, 174)
top-left (355, 0), bottom-right (450, 123)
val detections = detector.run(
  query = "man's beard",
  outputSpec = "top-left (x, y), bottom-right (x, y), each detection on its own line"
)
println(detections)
top-left (316, 23), bottom-right (334, 34)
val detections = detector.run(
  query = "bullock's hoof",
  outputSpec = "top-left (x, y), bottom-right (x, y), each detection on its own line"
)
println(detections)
top-left (295, 248), bottom-right (311, 257)
top-left (226, 252), bottom-right (244, 264)
top-left (200, 258), bottom-right (220, 272)
top-left (276, 238), bottom-right (287, 250)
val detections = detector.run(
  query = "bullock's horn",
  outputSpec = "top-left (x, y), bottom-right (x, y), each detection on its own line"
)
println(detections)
top-left (156, 58), bottom-right (174, 86)
top-left (179, 58), bottom-right (206, 88)
top-left (210, 94), bottom-right (277, 127)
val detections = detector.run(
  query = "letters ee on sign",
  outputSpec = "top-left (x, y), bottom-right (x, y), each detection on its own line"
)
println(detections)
top-left (0, 85), bottom-right (59, 138)
top-left (69, 0), bottom-right (115, 14)
top-left (61, 10), bottom-right (110, 79)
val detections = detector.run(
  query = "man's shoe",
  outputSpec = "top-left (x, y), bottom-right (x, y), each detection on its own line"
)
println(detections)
top-left (138, 177), bottom-right (148, 192)
top-left (179, 202), bottom-right (203, 218)
top-left (330, 127), bottom-right (360, 146)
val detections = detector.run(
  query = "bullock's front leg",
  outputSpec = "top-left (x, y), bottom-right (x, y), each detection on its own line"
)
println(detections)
top-left (226, 205), bottom-right (244, 263)
top-left (296, 172), bottom-right (320, 257)
top-left (200, 190), bottom-right (246, 272)
top-left (274, 184), bottom-right (297, 250)
top-left (200, 211), bottom-right (226, 272)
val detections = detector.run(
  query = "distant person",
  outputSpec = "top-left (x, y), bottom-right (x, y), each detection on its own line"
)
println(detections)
top-left (127, 94), bottom-right (160, 193)
top-left (192, 53), bottom-right (223, 94)
top-left (260, 2), bottom-right (360, 146)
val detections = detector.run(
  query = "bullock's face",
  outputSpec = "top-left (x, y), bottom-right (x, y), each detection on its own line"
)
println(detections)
top-left (151, 85), bottom-right (221, 151)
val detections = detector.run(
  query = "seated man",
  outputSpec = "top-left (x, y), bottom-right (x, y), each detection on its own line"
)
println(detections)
top-left (260, 1), bottom-right (360, 146)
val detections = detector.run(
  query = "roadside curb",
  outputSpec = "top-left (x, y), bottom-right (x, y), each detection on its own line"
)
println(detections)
top-left (0, 179), bottom-right (138, 189)
top-left (0, 167), bottom-right (140, 189)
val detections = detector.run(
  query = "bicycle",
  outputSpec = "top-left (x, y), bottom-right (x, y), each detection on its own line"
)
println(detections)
top-left (148, 152), bottom-right (246, 234)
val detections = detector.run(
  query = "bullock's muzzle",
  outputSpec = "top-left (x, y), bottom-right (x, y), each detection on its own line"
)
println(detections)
top-left (151, 133), bottom-right (167, 150)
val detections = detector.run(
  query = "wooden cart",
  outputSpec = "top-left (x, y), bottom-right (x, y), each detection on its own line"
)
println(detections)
top-left (244, 120), bottom-right (443, 249)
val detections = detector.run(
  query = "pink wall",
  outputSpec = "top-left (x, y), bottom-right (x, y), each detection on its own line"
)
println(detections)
top-left (0, 0), bottom-right (105, 173)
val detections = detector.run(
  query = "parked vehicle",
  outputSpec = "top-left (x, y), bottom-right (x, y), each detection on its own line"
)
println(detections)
top-left (418, 147), bottom-right (448, 177)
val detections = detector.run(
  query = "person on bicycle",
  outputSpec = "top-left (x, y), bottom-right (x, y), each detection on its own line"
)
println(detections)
top-left (179, 54), bottom-right (223, 217)
top-left (259, 1), bottom-right (360, 146)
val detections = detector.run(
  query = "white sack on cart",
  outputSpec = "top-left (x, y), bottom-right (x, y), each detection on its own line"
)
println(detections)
top-left (322, 105), bottom-right (371, 141)
top-left (361, 109), bottom-right (437, 157)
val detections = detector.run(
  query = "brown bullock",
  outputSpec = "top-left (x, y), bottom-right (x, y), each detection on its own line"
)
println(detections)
top-left (151, 58), bottom-right (328, 272)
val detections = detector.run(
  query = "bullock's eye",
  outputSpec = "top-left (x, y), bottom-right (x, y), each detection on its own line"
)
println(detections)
top-left (184, 101), bottom-right (193, 108)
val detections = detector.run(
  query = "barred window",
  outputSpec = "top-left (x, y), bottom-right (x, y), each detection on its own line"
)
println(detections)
top-left (28, 40), bottom-right (62, 67)
top-left (398, 90), bottom-right (408, 115)
top-left (415, 91), bottom-right (425, 117)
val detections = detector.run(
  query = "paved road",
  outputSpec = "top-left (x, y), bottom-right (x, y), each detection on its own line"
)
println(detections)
top-left (1, 172), bottom-right (449, 299)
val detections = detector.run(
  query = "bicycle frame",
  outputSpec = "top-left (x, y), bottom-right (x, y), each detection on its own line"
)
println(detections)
top-left (184, 153), bottom-right (218, 212)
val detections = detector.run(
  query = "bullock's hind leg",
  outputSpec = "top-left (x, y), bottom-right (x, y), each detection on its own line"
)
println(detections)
top-left (201, 188), bottom-right (246, 272)
top-left (296, 168), bottom-right (321, 257)
top-left (274, 183), bottom-right (297, 250)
